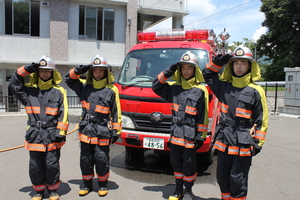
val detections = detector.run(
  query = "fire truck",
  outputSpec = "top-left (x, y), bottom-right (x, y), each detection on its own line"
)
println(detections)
top-left (114, 29), bottom-right (230, 165)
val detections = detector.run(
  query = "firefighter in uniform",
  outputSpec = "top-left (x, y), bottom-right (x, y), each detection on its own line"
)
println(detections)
top-left (202, 46), bottom-right (269, 200)
top-left (65, 55), bottom-right (122, 197)
top-left (152, 51), bottom-right (209, 200)
top-left (8, 56), bottom-right (69, 200)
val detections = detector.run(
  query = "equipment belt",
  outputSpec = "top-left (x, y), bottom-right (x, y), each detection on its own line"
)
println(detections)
top-left (172, 116), bottom-right (183, 124)
top-left (219, 118), bottom-right (252, 128)
top-left (27, 121), bottom-right (56, 128)
top-left (84, 114), bottom-right (107, 125)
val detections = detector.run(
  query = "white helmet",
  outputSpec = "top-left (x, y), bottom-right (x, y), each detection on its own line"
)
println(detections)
top-left (178, 51), bottom-right (199, 67)
top-left (231, 46), bottom-right (254, 62)
top-left (91, 55), bottom-right (109, 68)
top-left (38, 55), bottom-right (55, 69)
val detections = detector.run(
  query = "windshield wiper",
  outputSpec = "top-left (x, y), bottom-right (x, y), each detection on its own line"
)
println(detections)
top-left (121, 80), bottom-right (153, 89)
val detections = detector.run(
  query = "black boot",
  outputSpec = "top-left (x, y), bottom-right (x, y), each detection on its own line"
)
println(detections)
top-left (183, 187), bottom-right (194, 200)
top-left (168, 184), bottom-right (183, 200)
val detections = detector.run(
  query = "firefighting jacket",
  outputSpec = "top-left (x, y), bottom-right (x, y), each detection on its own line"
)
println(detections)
top-left (152, 65), bottom-right (209, 148)
top-left (65, 66), bottom-right (122, 145)
top-left (8, 65), bottom-right (69, 152)
top-left (202, 60), bottom-right (269, 156)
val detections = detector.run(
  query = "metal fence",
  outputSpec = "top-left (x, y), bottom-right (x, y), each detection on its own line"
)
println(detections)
top-left (1, 82), bottom-right (286, 113)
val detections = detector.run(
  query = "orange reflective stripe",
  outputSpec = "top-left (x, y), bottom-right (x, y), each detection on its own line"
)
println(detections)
top-left (47, 142), bottom-right (65, 151)
top-left (214, 141), bottom-right (226, 152)
top-left (25, 106), bottom-right (40, 114)
top-left (45, 107), bottom-right (58, 115)
top-left (174, 172), bottom-right (184, 179)
top-left (170, 136), bottom-right (195, 148)
top-left (33, 184), bottom-right (46, 191)
top-left (206, 61), bottom-right (223, 72)
top-left (183, 173), bottom-right (197, 182)
top-left (171, 103), bottom-right (179, 112)
top-left (81, 101), bottom-right (90, 110)
top-left (82, 174), bottom-right (94, 180)
top-left (220, 102), bottom-right (228, 113)
top-left (198, 124), bottom-right (208, 132)
top-left (99, 139), bottom-right (110, 146)
top-left (24, 140), bottom-right (46, 152)
top-left (185, 106), bottom-right (198, 115)
top-left (228, 146), bottom-right (239, 155)
top-left (112, 122), bottom-right (122, 130)
top-left (70, 68), bottom-right (80, 79)
top-left (235, 108), bottom-right (252, 119)
top-left (254, 130), bottom-right (266, 140)
top-left (95, 105), bottom-right (110, 114)
top-left (57, 122), bottom-right (69, 131)
top-left (78, 133), bottom-right (110, 146)
top-left (158, 72), bottom-right (168, 83)
top-left (231, 196), bottom-right (246, 200)
top-left (17, 66), bottom-right (30, 77)
top-left (239, 148), bottom-right (251, 157)
top-left (221, 192), bottom-right (230, 200)
top-left (48, 182), bottom-right (60, 190)
top-left (97, 173), bottom-right (110, 181)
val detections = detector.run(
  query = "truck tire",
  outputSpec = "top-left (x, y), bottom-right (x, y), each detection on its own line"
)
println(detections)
top-left (125, 147), bottom-right (144, 162)
top-left (197, 147), bottom-right (215, 166)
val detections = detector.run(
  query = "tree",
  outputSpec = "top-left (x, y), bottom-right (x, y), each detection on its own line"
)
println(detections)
top-left (257, 0), bottom-right (300, 81)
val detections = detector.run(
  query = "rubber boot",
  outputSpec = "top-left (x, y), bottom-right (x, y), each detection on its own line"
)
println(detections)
top-left (79, 181), bottom-right (92, 196)
top-left (31, 190), bottom-right (44, 200)
top-left (98, 186), bottom-right (109, 196)
top-left (183, 187), bottom-right (194, 200)
top-left (48, 190), bottom-right (59, 200)
top-left (168, 184), bottom-right (183, 200)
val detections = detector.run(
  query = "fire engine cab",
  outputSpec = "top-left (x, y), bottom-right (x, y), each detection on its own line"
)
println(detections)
top-left (115, 29), bottom-right (229, 165)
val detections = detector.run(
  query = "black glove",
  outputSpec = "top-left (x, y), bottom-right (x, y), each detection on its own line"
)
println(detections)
top-left (111, 136), bottom-right (118, 144)
top-left (164, 63), bottom-right (180, 78)
top-left (76, 64), bottom-right (92, 75)
top-left (169, 62), bottom-right (180, 72)
top-left (24, 62), bottom-right (40, 73)
top-left (212, 54), bottom-right (233, 66)
top-left (194, 140), bottom-right (204, 150)
top-left (252, 138), bottom-right (262, 156)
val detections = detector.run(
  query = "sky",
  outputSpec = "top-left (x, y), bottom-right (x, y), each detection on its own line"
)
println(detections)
top-left (149, 0), bottom-right (267, 45)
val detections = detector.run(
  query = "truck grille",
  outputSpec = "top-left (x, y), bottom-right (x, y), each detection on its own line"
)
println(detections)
top-left (132, 113), bottom-right (172, 133)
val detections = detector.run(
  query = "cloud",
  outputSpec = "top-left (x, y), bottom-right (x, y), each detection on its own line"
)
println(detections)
top-left (252, 27), bottom-right (267, 41)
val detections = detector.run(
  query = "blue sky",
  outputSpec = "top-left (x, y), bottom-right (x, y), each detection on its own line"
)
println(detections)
top-left (150, 0), bottom-right (266, 45)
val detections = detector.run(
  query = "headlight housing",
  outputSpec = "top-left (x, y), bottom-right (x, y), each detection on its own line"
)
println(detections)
top-left (122, 115), bottom-right (135, 129)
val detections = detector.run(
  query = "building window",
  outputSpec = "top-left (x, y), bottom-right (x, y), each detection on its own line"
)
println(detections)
top-left (5, 0), bottom-right (40, 36)
top-left (79, 6), bottom-right (114, 41)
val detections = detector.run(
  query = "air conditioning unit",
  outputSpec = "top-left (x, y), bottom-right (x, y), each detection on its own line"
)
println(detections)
top-left (42, 2), bottom-right (49, 6)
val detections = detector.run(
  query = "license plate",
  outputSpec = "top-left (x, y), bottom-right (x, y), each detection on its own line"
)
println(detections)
top-left (143, 137), bottom-right (164, 150)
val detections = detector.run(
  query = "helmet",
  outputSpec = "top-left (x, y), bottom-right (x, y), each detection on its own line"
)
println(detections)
top-left (231, 46), bottom-right (254, 62)
top-left (38, 55), bottom-right (55, 69)
top-left (91, 55), bottom-right (109, 68)
top-left (178, 51), bottom-right (199, 67)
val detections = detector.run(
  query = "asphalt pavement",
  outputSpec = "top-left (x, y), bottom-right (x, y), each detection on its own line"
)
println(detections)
top-left (0, 112), bottom-right (300, 200)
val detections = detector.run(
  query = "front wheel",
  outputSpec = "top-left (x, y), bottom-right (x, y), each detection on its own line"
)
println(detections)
top-left (125, 147), bottom-right (144, 162)
top-left (197, 147), bottom-right (215, 166)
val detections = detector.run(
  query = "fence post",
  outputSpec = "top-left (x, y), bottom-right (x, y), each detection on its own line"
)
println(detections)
top-left (274, 83), bottom-right (278, 113)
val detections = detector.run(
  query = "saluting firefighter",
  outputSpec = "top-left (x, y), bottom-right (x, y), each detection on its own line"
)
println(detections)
top-left (8, 56), bottom-right (69, 200)
top-left (65, 55), bottom-right (122, 197)
top-left (152, 51), bottom-right (209, 200)
top-left (202, 46), bottom-right (269, 200)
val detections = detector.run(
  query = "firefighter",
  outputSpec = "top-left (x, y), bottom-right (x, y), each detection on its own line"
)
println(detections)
top-left (65, 55), bottom-right (122, 197)
top-left (8, 56), bottom-right (69, 200)
top-left (202, 46), bottom-right (269, 199)
top-left (152, 51), bottom-right (209, 200)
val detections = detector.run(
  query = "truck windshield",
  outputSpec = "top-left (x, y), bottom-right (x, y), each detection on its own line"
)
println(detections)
top-left (118, 49), bottom-right (209, 87)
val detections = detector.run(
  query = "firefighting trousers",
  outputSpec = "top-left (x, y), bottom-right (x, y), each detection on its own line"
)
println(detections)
top-left (29, 149), bottom-right (61, 192)
top-left (169, 143), bottom-right (197, 188)
top-left (80, 141), bottom-right (110, 187)
top-left (216, 150), bottom-right (252, 199)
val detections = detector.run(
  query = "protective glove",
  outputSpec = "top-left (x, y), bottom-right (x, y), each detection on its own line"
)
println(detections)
top-left (194, 140), bottom-right (204, 150)
top-left (252, 138), bottom-right (262, 156)
top-left (164, 63), bottom-right (180, 78)
top-left (169, 62), bottom-right (180, 72)
top-left (212, 54), bottom-right (233, 66)
top-left (111, 136), bottom-right (119, 144)
top-left (75, 64), bottom-right (92, 75)
top-left (24, 62), bottom-right (40, 74)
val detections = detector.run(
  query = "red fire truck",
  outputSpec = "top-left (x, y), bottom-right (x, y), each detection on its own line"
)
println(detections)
top-left (114, 29), bottom-right (229, 165)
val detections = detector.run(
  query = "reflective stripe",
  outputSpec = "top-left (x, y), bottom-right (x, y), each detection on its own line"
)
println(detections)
top-left (25, 106), bottom-right (40, 114)
top-left (214, 141), bottom-right (226, 152)
top-left (171, 103), bottom-right (179, 112)
top-left (70, 68), bottom-right (81, 79)
top-left (221, 192), bottom-right (230, 200)
top-left (198, 124), bottom-right (208, 132)
top-left (45, 107), bottom-right (58, 115)
top-left (206, 61), bottom-right (223, 72)
top-left (17, 66), bottom-right (30, 77)
top-left (78, 133), bottom-right (110, 146)
top-left (239, 148), bottom-right (251, 157)
top-left (228, 146), bottom-right (239, 155)
top-left (48, 182), bottom-right (60, 190)
top-left (183, 173), bottom-right (197, 182)
top-left (158, 72), bottom-right (168, 84)
top-left (231, 196), bottom-right (247, 200)
top-left (112, 122), bottom-right (122, 130)
top-left (33, 184), bottom-right (46, 191)
top-left (174, 172), bottom-right (184, 179)
top-left (47, 142), bottom-right (65, 151)
top-left (220, 102), bottom-right (228, 113)
top-left (82, 174), bottom-right (94, 180)
top-left (95, 105), bottom-right (110, 114)
top-left (254, 130), bottom-right (266, 140)
top-left (185, 106), bottom-right (198, 115)
top-left (170, 136), bottom-right (195, 148)
top-left (24, 140), bottom-right (65, 152)
top-left (97, 173), bottom-right (110, 181)
top-left (235, 108), bottom-right (252, 119)
top-left (81, 101), bottom-right (90, 110)
top-left (57, 122), bottom-right (69, 131)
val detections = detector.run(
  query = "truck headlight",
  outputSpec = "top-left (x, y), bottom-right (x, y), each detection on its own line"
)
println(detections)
top-left (122, 115), bottom-right (135, 129)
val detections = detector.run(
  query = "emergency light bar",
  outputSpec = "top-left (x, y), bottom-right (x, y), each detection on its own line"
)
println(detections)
top-left (138, 29), bottom-right (215, 42)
